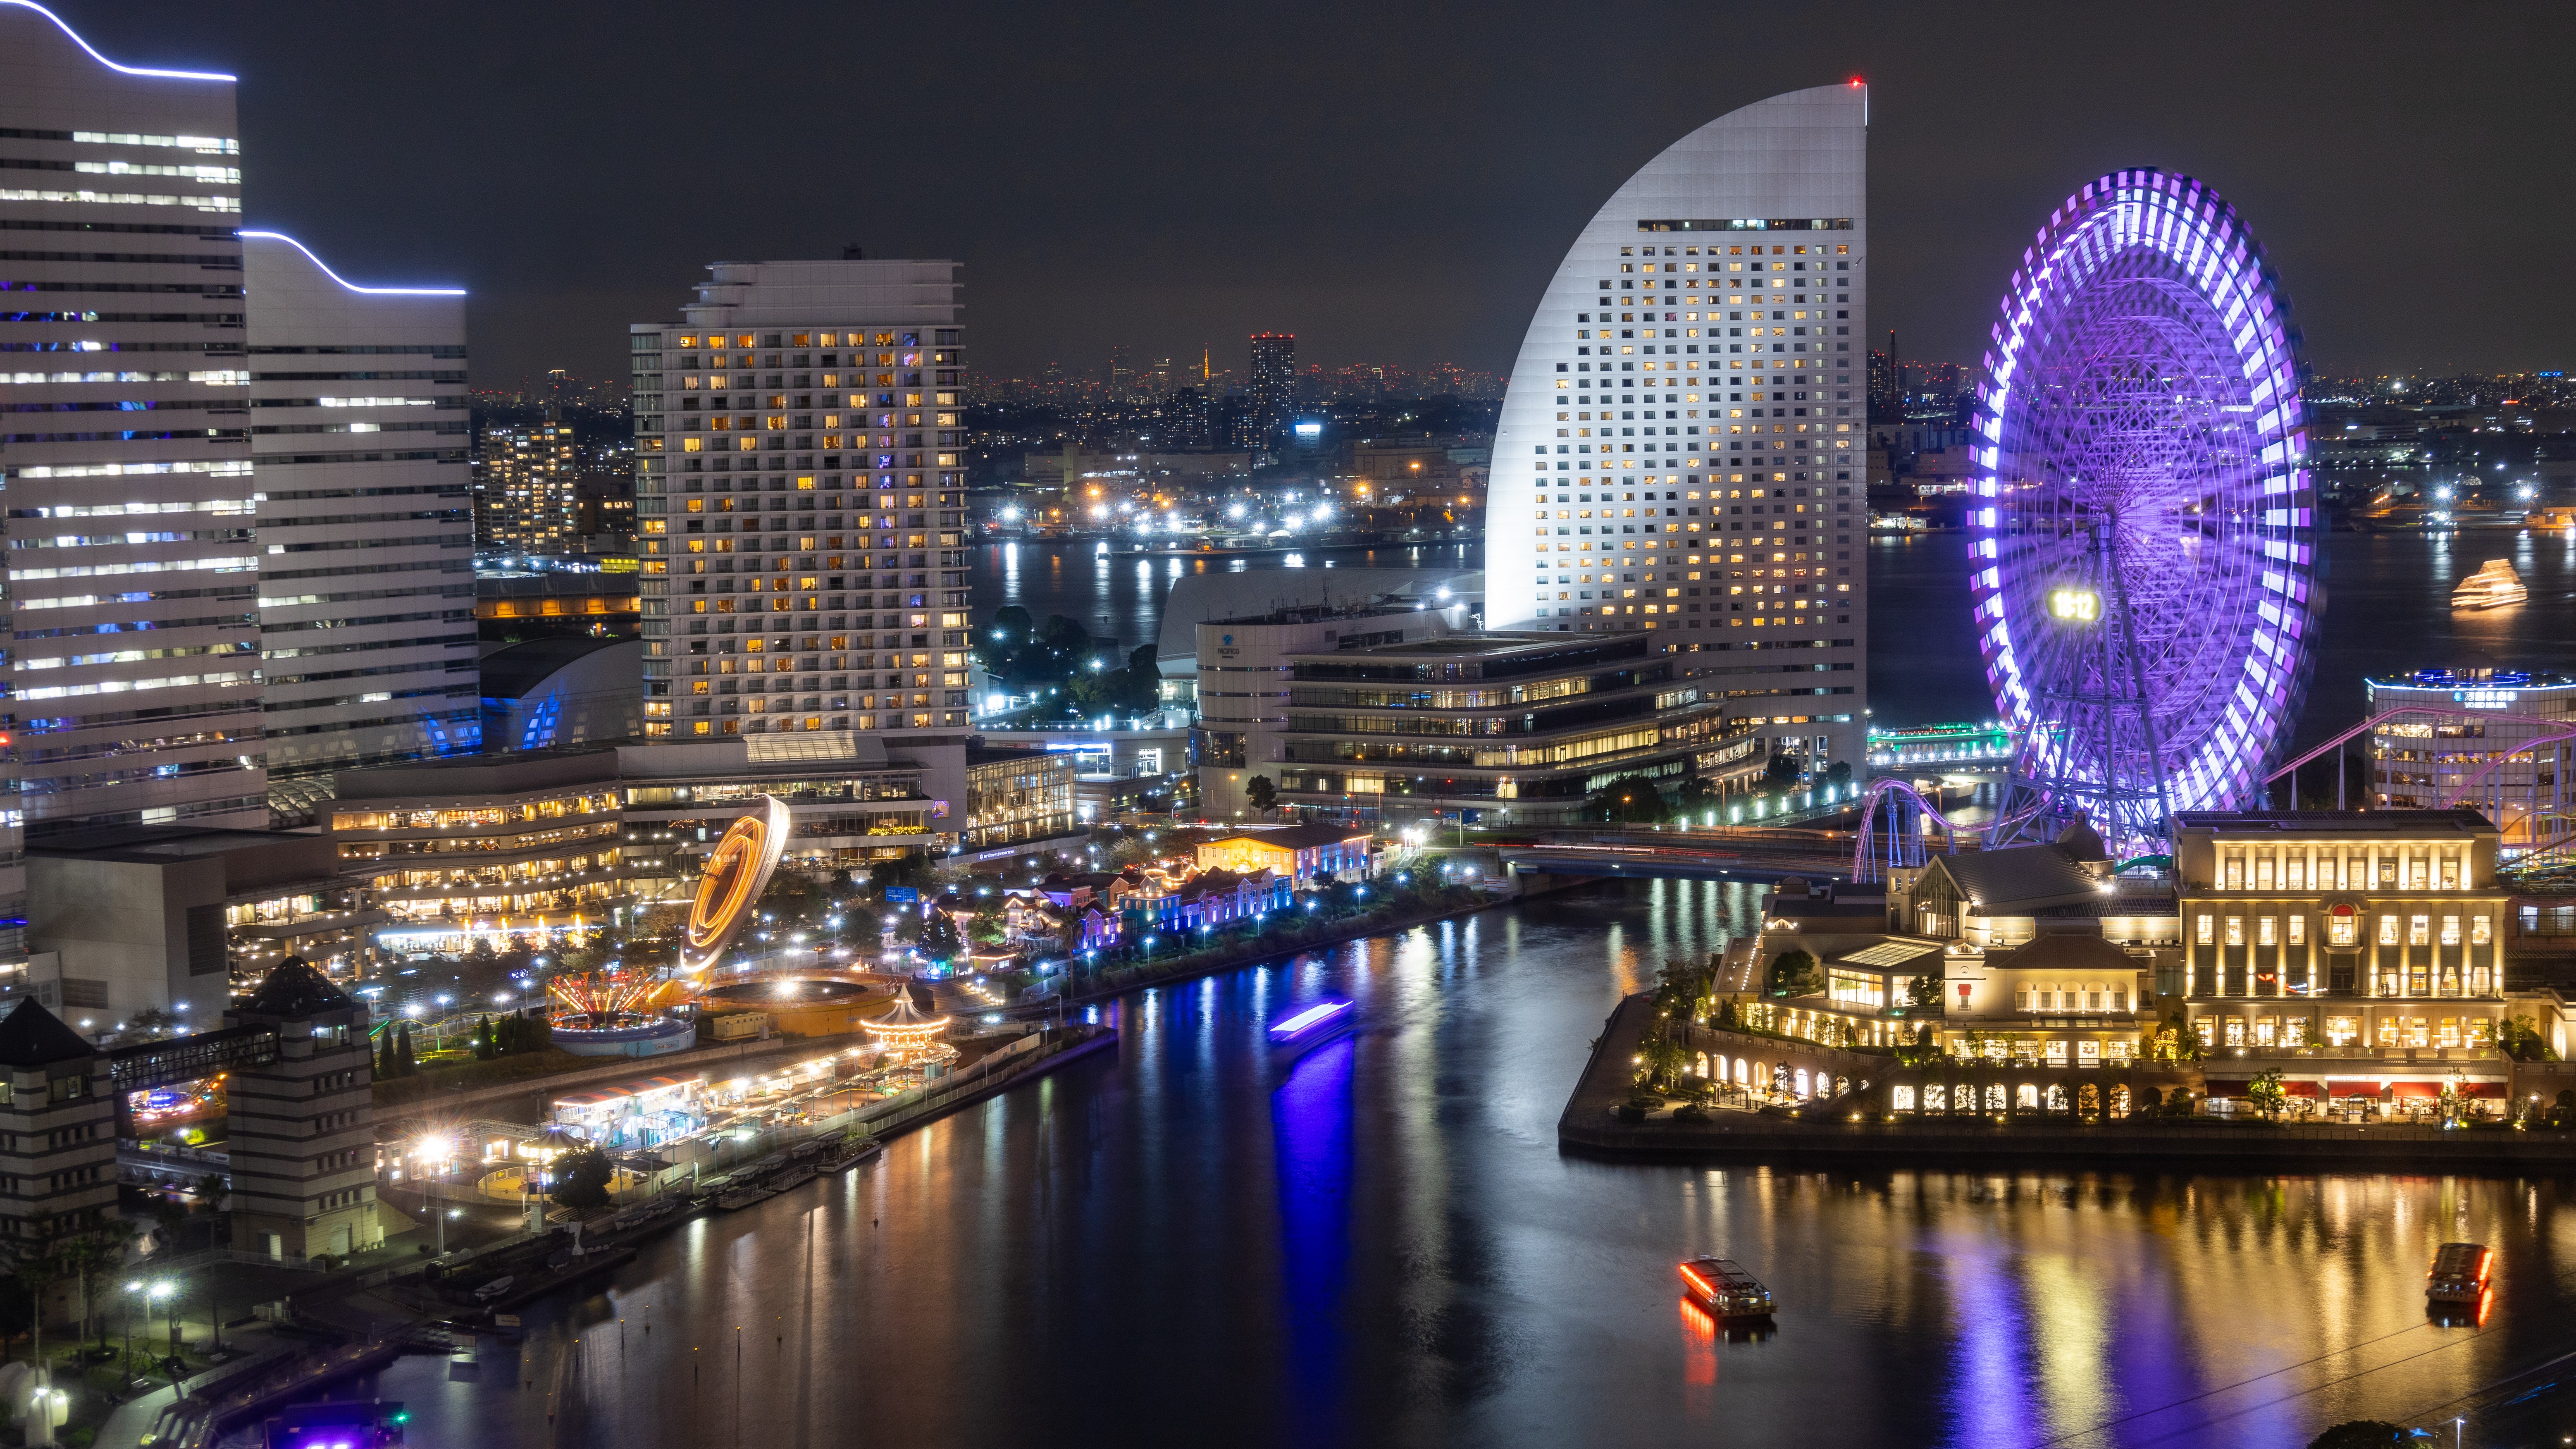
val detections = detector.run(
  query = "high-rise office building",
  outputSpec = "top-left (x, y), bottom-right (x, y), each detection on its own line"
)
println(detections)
top-left (244, 232), bottom-right (478, 779)
top-left (1486, 83), bottom-right (1870, 770)
top-left (1248, 332), bottom-right (1295, 442)
top-left (629, 260), bottom-right (968, 739)
top-left (1, 5), bottom-right (266, 837)
top-left (475, 415), bottom-right (577, 555)
top-left (1868, 333), bottom-right (1898, 418)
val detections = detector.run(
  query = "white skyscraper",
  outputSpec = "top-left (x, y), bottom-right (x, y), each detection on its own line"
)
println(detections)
top-left (2, 5), bottom-right (479, 857)
top-left (1488, 83), bottom-right (1869, 770)
top-left (243, 232), bottom-right (477, 780)
top-left (0, 4), bottom-right (264, 836)
top-left (628, 260), bottom-right (968, 740)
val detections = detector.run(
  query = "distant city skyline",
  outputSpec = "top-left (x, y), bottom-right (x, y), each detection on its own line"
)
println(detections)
top-left (50, 1), bottom-right (2576, 390)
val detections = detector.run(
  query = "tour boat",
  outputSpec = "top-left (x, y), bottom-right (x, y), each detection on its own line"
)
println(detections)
top-left (1678, 1258), bottom-right (1776, 1322)
top-left (2452, 560), bottom-right (2528, 610)
top-left (2426, 1241), bottom-right (2491, 1304)
top-left (828, 1139), bottom-right (883, 1172)
top-left (1268, 999), bottom-right (1356, 1072)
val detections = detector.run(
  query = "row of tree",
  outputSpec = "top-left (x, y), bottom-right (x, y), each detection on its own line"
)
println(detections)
top-left (1582, 757), bottom-right (1853, 824)
top-left (977, 607), bottom-right (1162, 717)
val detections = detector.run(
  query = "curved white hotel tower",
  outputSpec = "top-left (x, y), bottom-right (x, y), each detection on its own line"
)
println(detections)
top-left (1488, 83), bottom-right (1868, 769)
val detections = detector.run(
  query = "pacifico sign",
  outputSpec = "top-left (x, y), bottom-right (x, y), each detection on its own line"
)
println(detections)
top-left (685, 795), bottom-right (789, 971)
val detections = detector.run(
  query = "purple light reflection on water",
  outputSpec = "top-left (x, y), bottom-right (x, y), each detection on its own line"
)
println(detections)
top-left (1942, 1233), bottom-right (2044, 1445)
top-left (1272, 1033), bottom-right (1357, 1442)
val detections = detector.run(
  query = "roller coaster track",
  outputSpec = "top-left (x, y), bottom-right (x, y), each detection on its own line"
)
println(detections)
top-left (2263, 706), bottom-right (2459, 784)
top-left (1850, 777), bottom-right (2053, 882)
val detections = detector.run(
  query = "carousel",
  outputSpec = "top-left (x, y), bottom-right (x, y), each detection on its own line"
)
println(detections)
top-left (862, 987), bottom-right (955, 1069)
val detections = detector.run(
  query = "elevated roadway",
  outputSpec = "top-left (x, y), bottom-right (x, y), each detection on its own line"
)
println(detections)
top-left (1487, 826), bottom-right (1862, 884)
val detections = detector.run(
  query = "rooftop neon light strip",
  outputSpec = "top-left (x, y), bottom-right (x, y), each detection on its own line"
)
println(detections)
top-left (1270, 1001), bottom-right (1350, 1037)
top-left (0, 0), bottom-right (234, 81)
top-left (240, 231), bottom-right (465, 296)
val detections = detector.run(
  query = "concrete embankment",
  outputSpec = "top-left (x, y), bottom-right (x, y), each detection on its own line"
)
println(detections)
top-left (1559, 994), bottom-right (2576, 1170)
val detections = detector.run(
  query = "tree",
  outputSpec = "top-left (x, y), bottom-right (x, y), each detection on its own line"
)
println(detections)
top-left (2247, 1069), bottom-right (2287, 1121)
top-left (1583, 772), bottom-right (1671, 824)
top-left (2305, 1423), bottom-right (2404, 1449)
top-left (1824, 759), bottom-right (1853, 789)
top-left (473, 1016), bottom-right (497, 1061)
top-left (2502, 1015), bottom-right (2559, 1062)
top-left (839, 904), bottom-right (883, 942)
top-left (1244, 776), bottom-right (1277, 813)
top-left (129, 1006), bottom-right (177, 1036)
top-left (1906, 973), bottom-right (1944, 1010)
top-left (1670, 776), bottom-right (1723, 819)
top-left (394, 1021), bottom-right (418, 1076)
top-left (1764, 949), bottom-right (1823, 999)
top-left (918, 907), bottom-right (966, 964)
top-left (550, 1148), bottom-right (616, 1211)
top-left (1764, 752), bottom-right (1803, 790)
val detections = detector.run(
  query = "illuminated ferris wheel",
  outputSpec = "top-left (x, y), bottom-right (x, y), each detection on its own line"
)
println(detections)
top-left (1968, 169), bottom-right (2319, 854)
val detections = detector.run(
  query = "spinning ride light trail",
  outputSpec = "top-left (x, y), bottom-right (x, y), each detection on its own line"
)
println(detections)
top-left (1968, 168), bottom-right (2318, 855)
top-left (683, 795), bottom-right (790, 972)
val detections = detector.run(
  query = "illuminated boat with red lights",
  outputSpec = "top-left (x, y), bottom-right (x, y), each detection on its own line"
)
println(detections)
top-left (2427, 1241), bottom-right (2491, 1304)
top-left (1679, 1258), bottom-right (1775, 1322)
top-left (1268, 999), bottom-right (1355, 1071)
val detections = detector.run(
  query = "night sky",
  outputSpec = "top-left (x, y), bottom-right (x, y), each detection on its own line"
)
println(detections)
top-left (63, 1), bottom-right (2576, 389)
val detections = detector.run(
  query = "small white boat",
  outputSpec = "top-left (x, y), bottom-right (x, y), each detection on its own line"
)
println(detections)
top-left (2452, 559), bottom-right (2528, 610)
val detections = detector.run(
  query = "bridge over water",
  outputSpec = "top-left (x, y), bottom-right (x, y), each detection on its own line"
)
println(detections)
top-left (1486, 827), bottom-right (1862, 885)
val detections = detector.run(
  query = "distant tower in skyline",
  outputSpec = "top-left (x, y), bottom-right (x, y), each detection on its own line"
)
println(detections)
top-left (1486, 82), bottom-right (1870, 771)
top-left (1249, 332), bottom-right (1295, 441)
top-left (1869, 331), bottom-right (1899, 417)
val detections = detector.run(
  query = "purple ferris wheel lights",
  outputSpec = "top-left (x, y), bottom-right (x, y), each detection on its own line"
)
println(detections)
top-left (1965, 168), bottom-right (2318, 851)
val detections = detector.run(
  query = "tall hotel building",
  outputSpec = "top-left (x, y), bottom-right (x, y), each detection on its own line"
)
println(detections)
top-left (1, 7), bottom-right (264, 837)
top-left (1487, 83), bottom-right (1870, 769)
top-left (244, 233), bottom-right (476, 779)
top-left (628, 261), bottom-right (969, 738)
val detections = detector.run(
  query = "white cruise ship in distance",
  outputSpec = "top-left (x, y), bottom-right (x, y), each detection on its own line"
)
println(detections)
top-left (2452, 559), bottom-right (2528, 610)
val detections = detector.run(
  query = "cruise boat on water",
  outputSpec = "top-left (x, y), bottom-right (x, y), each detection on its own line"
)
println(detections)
top-left (2427, 1241), bottom-right (2491, 1304)
top-left (1678, 1258), bottom-right (1776, 1322)
top-left (2452, 559), bottom-right (2528, 610)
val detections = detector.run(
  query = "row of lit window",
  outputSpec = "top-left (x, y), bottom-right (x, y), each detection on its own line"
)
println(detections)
top-left (70, 131), bottom-right (239, 153)
top-left (2195, 912), bottom-right (2492, 947)
top-left (2217, 855), bottom-right (2473, 891)
top-left (670, 331), bottom-right (930, 349)
top-left (1620, 243), bottom-right (1848, 260)
top-left (2206, 1017), bottom-right (2490, 1050)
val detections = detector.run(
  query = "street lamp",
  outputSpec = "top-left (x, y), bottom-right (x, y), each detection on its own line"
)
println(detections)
top-left (121, 1281), bottom-right (143, 1390)
top-left (145, 1280), bottom-right (177, 1391)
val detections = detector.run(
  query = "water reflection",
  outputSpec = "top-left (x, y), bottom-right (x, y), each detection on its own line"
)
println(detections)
top-left (348, 880), bottom-right (2574, 1447)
